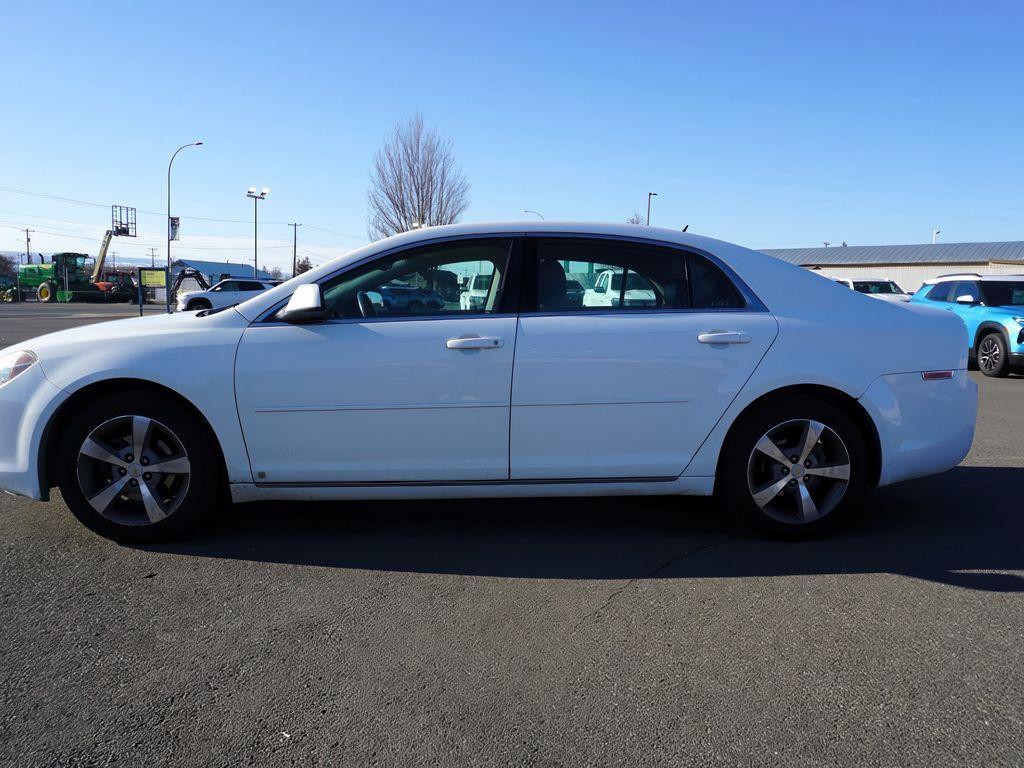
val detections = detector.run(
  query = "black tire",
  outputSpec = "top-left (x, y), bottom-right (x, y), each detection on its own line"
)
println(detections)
top-left (57, 390), bottom-right (223, 543)
top-left (38, 280), bottom-right (56, 303)
top-left (186, 299), bottom-right (212, 312)
top-left (718, 396), bottom-right (869, 538)
top-left (976, 331), bottom-right (1010, 378)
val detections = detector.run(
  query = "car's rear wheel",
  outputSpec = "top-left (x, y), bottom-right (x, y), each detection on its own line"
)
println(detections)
top-left (57, 391), bottom-right (223, 543)
top-left (719, 397), bottom-right (868, 537)
top-left (977, 332), bottom-right (1009, 378)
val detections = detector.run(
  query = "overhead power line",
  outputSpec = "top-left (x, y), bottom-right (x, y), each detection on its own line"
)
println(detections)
top-left (0, 184), bottom-right (368, 240)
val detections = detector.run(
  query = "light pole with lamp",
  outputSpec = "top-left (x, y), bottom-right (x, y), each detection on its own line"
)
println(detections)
top-left (523, 209), bottom-right (545, 220)
top-left (246, 187), bottom-right (270, 277)
top-left (646, 192), bottom-right (658, 226)
top-left (167, 140), bottom-right (203, 313)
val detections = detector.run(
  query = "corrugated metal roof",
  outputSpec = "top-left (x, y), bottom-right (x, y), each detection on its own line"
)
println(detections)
top-left (172, 259), bottom-right (273, 280)
top-left (761, 241), bottom-right (1024, 266)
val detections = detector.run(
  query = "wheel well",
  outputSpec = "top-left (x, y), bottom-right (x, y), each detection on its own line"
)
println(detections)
top-left (716, 384), bottom-right (882, 489)
top-left (38, 378), bottom-right (229, 498)
top-left (973, 324), bottom-right (1007, 351)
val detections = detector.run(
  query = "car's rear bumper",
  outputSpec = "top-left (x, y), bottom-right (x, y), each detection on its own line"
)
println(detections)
top-left (859, 369), bottom-right (977, 487)
top-left (0, 363), bottom-right (66, 501)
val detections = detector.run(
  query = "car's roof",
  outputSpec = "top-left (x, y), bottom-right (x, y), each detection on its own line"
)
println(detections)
top-left (922, 273), bottom-right (1024, 285)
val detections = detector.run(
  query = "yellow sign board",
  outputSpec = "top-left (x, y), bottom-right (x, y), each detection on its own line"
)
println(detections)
top-left (140, 269), bottom-right (166, 288)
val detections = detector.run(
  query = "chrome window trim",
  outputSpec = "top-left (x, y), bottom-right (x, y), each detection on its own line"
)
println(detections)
top-left (254, 229), bottom-right (768, 324)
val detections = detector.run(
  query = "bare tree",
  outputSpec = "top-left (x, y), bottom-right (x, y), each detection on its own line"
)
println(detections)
top-left (269, 265), bottom-right (283, 281)
top-left (294, 256), bottom-right (313, 276)
top-left (0, 254), bottom-right (15, 277)
top-left (367, 112), bottom-right (470, 240)
top-left (626, 212), bottom-right (644, 225)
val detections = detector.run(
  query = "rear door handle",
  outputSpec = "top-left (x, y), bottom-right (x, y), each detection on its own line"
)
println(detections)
top-left (446, 336), bottom-right (504, 350)
top-left (697, 331), bottom-right (751, 344)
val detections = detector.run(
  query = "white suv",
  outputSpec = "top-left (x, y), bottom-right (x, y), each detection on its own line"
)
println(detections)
top-left (177, 279), bottom-right (276, 312)
top-left (583, 269), bottom-right (658, 308)
top-left (459, 273), bottom-right (495, 311)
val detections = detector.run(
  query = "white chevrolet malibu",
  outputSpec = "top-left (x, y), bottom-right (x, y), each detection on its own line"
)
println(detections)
top-left (0, 223), bottom-right (977, 542)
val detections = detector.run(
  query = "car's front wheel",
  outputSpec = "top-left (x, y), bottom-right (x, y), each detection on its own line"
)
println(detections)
top-left (57, 391), bottom-right (223, 543)
top-left (977, 332), bottom-right (1010, 378)
top-left (186, 299), bottom-right (212, 312)
top-left (719, 397), bottom-right (868, 537)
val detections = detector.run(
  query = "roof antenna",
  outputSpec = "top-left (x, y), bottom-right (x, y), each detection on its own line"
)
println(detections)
top-left (823, 241), bottom-right (830, 248)
top-left (681, 224), bottom-right (689, 232)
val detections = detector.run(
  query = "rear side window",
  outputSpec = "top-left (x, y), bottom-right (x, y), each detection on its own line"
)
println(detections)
top-left (689, 254), bottom-right (744, 309)
top-left (528, 238), bottom-right (746, 313)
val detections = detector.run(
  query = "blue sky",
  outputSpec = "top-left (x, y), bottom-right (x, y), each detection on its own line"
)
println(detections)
top-left (2, 0), bottom-right (1022, 270)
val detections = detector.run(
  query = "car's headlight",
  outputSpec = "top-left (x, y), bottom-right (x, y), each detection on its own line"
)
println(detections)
top-left (0, 350), bottom-right (37, 387)
top-left (1012, 316), bottom-right (1024, 325)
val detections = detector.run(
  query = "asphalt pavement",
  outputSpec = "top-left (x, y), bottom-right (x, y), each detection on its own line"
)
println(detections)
top-left (1, 307), bottom-right (1023, 767)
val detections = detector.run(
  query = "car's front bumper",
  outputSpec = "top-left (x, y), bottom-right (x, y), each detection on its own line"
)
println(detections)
top-left (859, 369), bottom-right (977, 487)
top-left (0, 362), bottom-right (67, 501)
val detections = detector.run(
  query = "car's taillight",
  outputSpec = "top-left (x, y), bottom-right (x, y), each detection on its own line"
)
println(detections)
top-left (922, 370), bottom-right (954, 381)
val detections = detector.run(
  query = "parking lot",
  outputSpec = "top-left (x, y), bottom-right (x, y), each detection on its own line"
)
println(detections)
top-left (1, 304), bottom-right (1022, 766)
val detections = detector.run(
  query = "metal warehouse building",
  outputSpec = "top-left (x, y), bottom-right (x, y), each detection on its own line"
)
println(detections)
top-left (761, 241), bottom-right (1024, 292)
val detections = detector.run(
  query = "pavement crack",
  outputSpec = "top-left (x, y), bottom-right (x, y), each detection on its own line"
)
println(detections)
top-left (574, 535), bottom-right (738, 628)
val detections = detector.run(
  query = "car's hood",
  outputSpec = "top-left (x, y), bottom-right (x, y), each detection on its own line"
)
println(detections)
top-left (868, 293), bottom-right (911, 303)
top-left (5, 307), bottom-right (248, 360)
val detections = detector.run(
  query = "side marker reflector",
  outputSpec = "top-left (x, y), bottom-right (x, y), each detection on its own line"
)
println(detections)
top-left (922, 370), bottom-right (954, 381)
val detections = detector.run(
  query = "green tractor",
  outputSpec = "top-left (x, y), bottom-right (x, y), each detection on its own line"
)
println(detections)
top-left (13, 253), bottom-right (95, 302)
top-left (8, 250), bottom-right (135, 303)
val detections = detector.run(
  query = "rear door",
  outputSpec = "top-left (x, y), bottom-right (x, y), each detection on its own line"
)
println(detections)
top-left (509, 236), bottom-right (777, 479)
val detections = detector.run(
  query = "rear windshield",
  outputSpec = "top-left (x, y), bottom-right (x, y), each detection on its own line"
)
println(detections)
top-left (981, 281), bottom-right (1024, 306)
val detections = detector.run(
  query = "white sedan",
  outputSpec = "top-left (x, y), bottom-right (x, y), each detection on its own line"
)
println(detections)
top-left (0, 223), bottom-right (976, 542)
top-left (176, 278), bottom-right (276, 312)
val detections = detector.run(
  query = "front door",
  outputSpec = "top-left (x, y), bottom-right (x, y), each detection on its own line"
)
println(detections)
top-left (510, 236), bottom-right (777, 479)
top-left (234, 238), bottom-right (520, 484)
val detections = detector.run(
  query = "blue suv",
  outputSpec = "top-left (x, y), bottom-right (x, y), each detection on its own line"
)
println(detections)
top-left (910, 274), bottom-right (1024, 377)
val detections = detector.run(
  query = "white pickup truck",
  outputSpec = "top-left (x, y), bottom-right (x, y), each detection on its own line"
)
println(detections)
top-left (582, 269), bottom-right (658, 308)
top-left (459, 273), bottom-right (495, 311)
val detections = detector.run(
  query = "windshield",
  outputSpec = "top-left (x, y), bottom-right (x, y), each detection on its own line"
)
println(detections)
top-left (853, 281), bottom-right (903, 295)
top-left (981, 281), bottom-right (1024, 306)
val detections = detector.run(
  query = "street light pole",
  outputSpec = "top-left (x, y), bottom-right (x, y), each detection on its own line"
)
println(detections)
top-left (289, 222), bottom-right (302, 276)
top-left (246, 187), bottom-right (270, 277)
top-left (167, 140), bottom-right (203, 313)
top-left (646, 192), bottom-right (658, 226)
top-left (523, 210), bottom-right (545, 220)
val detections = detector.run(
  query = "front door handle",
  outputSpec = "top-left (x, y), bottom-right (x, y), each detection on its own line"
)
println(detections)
top-left (446, 336), bottom-right (504, 350)
top-left (697, 331), bottom-right (751, 344)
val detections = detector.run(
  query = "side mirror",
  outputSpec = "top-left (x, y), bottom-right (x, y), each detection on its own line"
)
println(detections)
top-left (955, 294), bottom-right (977, 305)
top-left (594, 284), bottom-right (607, 294)
top-left (281, 283), bottom-right (326, 322)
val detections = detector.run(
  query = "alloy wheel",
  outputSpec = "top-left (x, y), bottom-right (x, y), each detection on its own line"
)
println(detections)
top-left (978, 336), bottom-right (1001, 374)
top-left (76, 415), bottom-right (191, 526)
top-left (746, 419), bottom-right (851, 524)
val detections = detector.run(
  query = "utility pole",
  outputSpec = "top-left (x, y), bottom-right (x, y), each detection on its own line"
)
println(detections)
top-left (148, 247), bottom-right (158, 267)
top-left (289, 222), bottom-right (302, 276)
top-left (23, 228), bottom-right (32, 264)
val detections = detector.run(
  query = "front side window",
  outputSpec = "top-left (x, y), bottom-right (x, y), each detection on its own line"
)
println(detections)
top-left (214, 281), bottom-right (239, 293)
top-left (318, 239), bottom-right (513, 319)
top-left (950, 281), bottom-right (981, 303)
